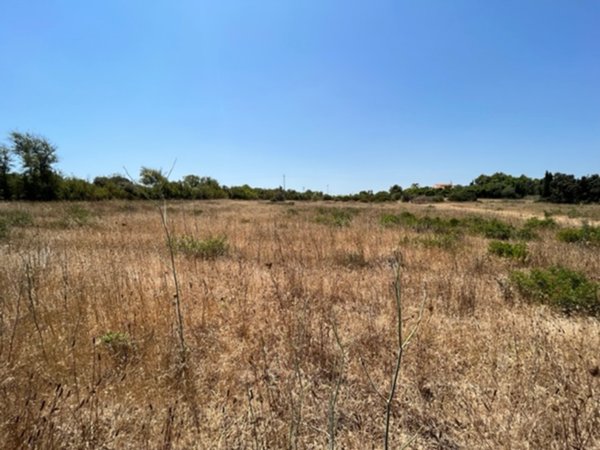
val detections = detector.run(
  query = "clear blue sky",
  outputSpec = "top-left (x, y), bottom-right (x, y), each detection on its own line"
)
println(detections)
top-left (1, 0), bottom-right (598, 194)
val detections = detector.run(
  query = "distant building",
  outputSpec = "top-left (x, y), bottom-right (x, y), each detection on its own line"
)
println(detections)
top-left (433, 183), bottom-right (453, 190)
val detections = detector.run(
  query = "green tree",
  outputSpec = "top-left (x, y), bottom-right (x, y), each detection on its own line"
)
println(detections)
top-left (542, 171), bottom-right (553, 198)
top-left (139, 167), bottom-right (168, 199)
top-left (0, 145), bottom-right (12, 199)
top-left (389, 184), bottom-right (403, 201)
top-left (9, 132), bottom-right (60, 200)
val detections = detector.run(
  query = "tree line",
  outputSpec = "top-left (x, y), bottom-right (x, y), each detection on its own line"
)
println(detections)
top-left (1, 132), bottom-right (599, 203)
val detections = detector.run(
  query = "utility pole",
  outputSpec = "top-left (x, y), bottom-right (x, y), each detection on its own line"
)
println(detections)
top-left (283, 174), bottom-right (286, 191)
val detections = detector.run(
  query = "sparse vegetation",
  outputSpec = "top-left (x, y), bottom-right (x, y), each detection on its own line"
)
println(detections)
top-left (0, 199), bottom-right (599, 448)
top-left (100, 331), bottom-right (136, 364)
top-left (172, 234), bottom-right (229, 258)
top-left (511, 266), bottom-right (599, 316)
top-left (488, 240), bottom-right (528, 261)
top-left (315, 207), bottom-right (357, 227)
top-left (557, 223), bottom-right (600, 246)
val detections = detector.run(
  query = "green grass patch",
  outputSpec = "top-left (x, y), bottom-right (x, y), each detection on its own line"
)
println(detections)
top-left (523, 217), bottom-right (557, 231)
top-left (172, 235), bottom-right (229, 259)
top-left (488, 241), bottom-right (528, 261)
top-left (380, 211), bottom-right (418, 228)
top-left (99, 331), bottom-right (136, 364)
top-left (0, 210), bottom-right (34, 227)
top-left (557, 223), bottom-right (600, 246)
top-left (381, 211), bottom-right (544, 242)
top-left (466, 217), bottom-right (516, 240)
top-left (52, 205), bottom-right (95, 228)
top-left (0, 209), bottom-right (34, 240)
top-left (510, 266), bottom-right (599, 316)
top-left (0, 220), bottom-right (8, 240)
top-left (315, 207), bottom-right (358, 227)
top-left (416, 233), bottom-right (460, 250)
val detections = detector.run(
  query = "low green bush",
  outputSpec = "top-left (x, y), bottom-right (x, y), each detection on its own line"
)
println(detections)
top-left (0, 210), bottom-right (33, 227)
top-left (0, 210), bottom-right (34, 239)
top-left (523, 217), bottom-right (557, 230)
top-left (315, 208), bottom-right (356, 227)
top-left (488, 241), bottom-right (528, 261)
top-left (0, 219), bottom-right (8, 240)
top-left (468, 217), bottom-right (515, 240)
top-left (416, 233), bottom-right (460, 250)
top-left (510, 266), bottom-right (599, 316)
top-left (172, 235), bottom-right (229, 259)
top-left (382, 211), bottom-right (543, 243)
top-left (557, 224), bottom-right (600, 246)
top-left (380, 214), bottom-right (402, 227)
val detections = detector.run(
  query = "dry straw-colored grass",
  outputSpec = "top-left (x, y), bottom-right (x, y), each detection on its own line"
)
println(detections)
top-left (0, 200), bottom-right (598, 449)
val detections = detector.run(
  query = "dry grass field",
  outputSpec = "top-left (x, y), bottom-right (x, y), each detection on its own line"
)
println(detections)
top-left (0, 200), bottom-right (598, 449)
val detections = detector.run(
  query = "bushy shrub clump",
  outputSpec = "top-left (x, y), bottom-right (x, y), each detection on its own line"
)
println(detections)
top-left (315, 208), bottom-right (357, 227)
top-left (557, 223), bottom-right (600, 246)
top-left (172, 235), bottom-right (229, 259)
top-left (510, 266), bottom-right (599, 316)
top-left (416, 233), bottom-right (460, 250)
top-left (467, 217), bottom-right (516, 240)
top-left (0, 220), bottom-right (8, 240)
top-left (380, 211), bottom-right (418, 228)
top-left (488, 241), bottom-right (528, 261)
top-left (380, 211), bottom-right (561, 242)
top-left (523, 217), bottom-right (557, 231)
top-left (0, 209), bottom-right (34, 239)
top-left (0, 210), bottom-right (33, 227)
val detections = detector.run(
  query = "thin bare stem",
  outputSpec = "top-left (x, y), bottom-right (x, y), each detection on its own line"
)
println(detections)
top-left (328, 317), bottom-right (345, 450)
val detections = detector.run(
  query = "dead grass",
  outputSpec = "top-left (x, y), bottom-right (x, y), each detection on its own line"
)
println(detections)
top-left (0, 199), bottom-right (598, 449)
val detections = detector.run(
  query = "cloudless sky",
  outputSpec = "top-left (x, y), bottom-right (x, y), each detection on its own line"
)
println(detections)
top-left (1, 0), bottom-right (599, 194)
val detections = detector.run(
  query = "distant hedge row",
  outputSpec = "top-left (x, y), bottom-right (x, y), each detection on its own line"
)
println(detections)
top-left (1, 132), bottom-right (598, 203)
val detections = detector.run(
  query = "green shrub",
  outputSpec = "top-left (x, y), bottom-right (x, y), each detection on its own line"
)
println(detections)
top-left (447, 187), bottom-right (478, 202)
top-left (0, 210), bottom-right (33, 227)
top-left (510, 267), bottom-right (599, 316)
top-left (0, 219), bottom-right (8, 240)
top-left (467, 217), bottom-right (515, 240)
top-left (54, 205), bottom-right (94, 228)
top-left (523, 217), bottom-right (557, 231)
top-left (557, 224), bottom-right (600, 246)
top-left (417, 233), bottom-right (460, 250)
top-left (414, 216), bottom-right (462, 234)
top-left (488, 241), bottom-right (528, 261)
top-left (0, 210), bottom-right (34, 240)
top-left (172, 235), bottom-right (229, 259)
top-left (315, 208), bottom-right (356, 227)
top-left (380, 213), bottom-right (402, 227)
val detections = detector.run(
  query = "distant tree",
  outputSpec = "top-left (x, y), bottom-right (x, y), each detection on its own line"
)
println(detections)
top-left (93, 175), bottom-right (139, 199)
top-left (228, 184), bottom-right (258, 200)
top-left (548, 173), bottom-right (579, 203)
top-left (182, 174), bottom-right (201, 188)
top-left (9, 132), bottom-right (60, 200)
top-left (59, 177), bottom-right (100, 201)
top-left (139, 167), bottom-right (169, 199)
top-left (139, 167), bottom-right (167, 188)
top-left (389, 184), bottom-right (403, 201)
top-left (542, 171), bottom-right (553, 198)
top-left (0, 145), bottom-right (12, 199)
top-left (582, 175), bottom-right (600, 203)
top-left (448, 186), bottom-right (478, 202)
top-left (374, 190), bottom-right (391, 202)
